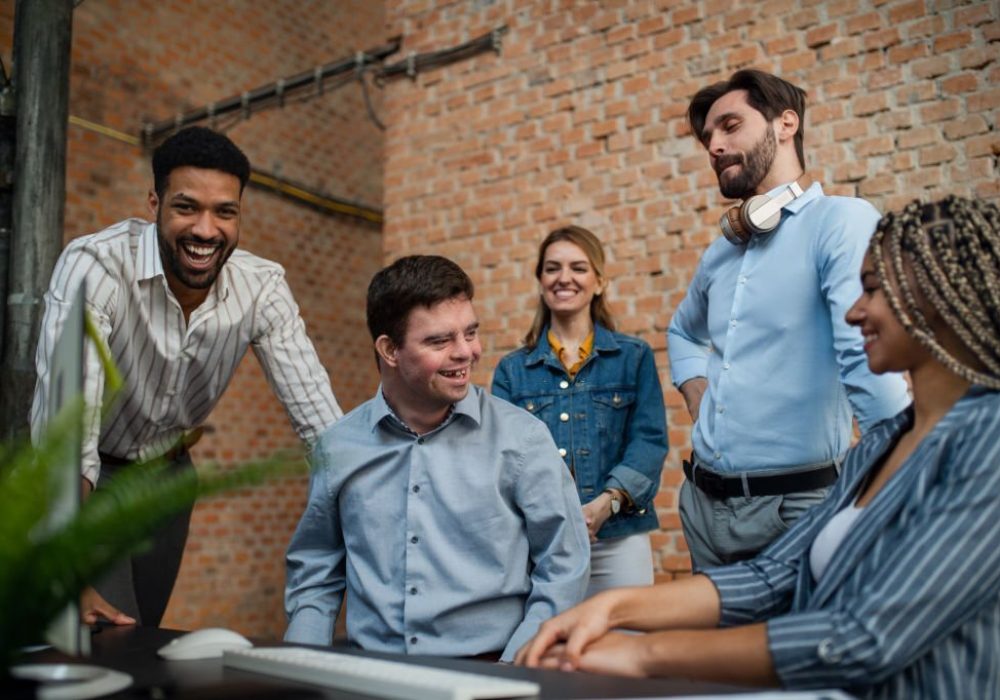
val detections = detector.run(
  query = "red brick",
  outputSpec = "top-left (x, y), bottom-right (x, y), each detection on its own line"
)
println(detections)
top-left (919, 144), bottom-right (957, 167)
top-left (941, 73), bottom-right (980, 95)
top-left (919, 98), bottom-right (962, 124)
top-left (889, 0), bottom-right (927, 25)
top-left (911, 55), bottom-right (952, 79)
top-left (955, 4), bottom-right (995, 27)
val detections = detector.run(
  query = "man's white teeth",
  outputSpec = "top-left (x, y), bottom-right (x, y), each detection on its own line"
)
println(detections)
top-left (441, 369), bottom-right (467, 378)
top-left (182, 242), bottom-right (218, 257)
top-left (864, 334), bottom-right (878, 344)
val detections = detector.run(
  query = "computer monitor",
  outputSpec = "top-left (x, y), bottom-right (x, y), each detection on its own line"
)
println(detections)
top-left (43, 281), bottom-right (88, 657)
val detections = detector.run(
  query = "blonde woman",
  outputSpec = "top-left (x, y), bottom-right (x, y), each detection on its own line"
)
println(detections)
top-left (493, 226), bottom-right (668, 598)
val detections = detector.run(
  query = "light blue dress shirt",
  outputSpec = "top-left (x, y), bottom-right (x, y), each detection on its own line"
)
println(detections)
top-left (284, 385), bottom-right (590, 662)
top-left (668, 182), bottom-right (910, 473)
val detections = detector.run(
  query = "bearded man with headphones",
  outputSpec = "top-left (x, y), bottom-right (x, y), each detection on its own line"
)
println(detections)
top-left (667, 70), bottom-right (910, 570)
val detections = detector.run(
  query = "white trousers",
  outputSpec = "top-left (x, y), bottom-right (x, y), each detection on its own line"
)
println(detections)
top-left (585, 532), bottom-right (654, 599)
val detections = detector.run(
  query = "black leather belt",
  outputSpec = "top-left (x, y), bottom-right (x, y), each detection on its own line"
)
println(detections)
top-left (683, 456), bottom-right (839, 498)
top-left (99, 443), bottom-right (189, 468)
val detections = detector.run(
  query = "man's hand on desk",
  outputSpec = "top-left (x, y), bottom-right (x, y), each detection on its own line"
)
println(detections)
top-left (81, 586), bottom-right (135, 626)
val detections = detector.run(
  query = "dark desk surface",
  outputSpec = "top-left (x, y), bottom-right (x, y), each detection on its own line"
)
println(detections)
top-left (26, 625), bottom-right (750, 698)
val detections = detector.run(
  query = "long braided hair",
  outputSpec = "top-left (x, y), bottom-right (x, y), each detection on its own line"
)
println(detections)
top-left (869, 195), bottom-right (1000, 389)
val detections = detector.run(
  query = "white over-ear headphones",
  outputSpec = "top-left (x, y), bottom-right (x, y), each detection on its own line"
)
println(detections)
top-left (719, 181), bottom-right (805, 245)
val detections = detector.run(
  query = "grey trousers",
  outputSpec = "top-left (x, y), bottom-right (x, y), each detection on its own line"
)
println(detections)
top-left (93, 451), bottom-right (196, 626)
top-left (679, 478), bottom-right (829, 571)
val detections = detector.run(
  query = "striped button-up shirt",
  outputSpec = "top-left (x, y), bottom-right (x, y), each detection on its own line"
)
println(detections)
top-left (31, 218), bottom-right (343, 485)
top-left (705, 386), bottom-right (1000, 698)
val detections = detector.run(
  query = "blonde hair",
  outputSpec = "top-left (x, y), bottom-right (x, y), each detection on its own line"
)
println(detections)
top-left (523, 226), bottom-right (617, 349)
top-left (870, 196), bottom-right (1000, 389)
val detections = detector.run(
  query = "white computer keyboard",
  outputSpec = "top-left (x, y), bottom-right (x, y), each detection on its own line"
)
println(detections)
top-left (222, 646), bottom-right (540, 700)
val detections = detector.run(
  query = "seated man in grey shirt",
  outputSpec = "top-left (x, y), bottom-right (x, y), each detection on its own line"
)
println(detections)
top-left (284, 255), bottom-right (590, 662)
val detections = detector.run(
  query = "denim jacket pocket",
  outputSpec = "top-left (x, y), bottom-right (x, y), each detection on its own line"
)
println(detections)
top-left (518, 396), bottom-right (555, 422)
top-left (591, 390), bottom-right (636, 435)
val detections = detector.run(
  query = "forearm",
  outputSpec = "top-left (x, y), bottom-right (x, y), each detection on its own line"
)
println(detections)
top-left (639, 624), bottom-right (778, 686)
top-left (607, 574), bottom-right (721, 631)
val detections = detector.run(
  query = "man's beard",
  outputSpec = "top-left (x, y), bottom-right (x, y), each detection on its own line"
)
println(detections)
top-left (156, 210), bottom-right (234, 291)
top-left (715, 127), bottom-right (777, 200)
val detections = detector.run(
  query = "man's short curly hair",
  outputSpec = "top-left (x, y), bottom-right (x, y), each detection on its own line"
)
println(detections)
top-left (152, 126), bottom-right (251, 198)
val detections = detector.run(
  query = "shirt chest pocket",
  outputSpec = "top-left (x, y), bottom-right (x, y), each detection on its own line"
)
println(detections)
top-left (591, 390), bottom-right (636, 435)
top-left (518, 396), bottom-right (555, 423)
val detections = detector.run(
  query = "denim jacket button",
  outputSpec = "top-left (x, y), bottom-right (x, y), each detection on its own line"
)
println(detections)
top-left (558, 448), bottom-right (567, 457)
top-left (559, 412), bottom-right (570, 422)
top-left (559, 380), bottom-right (569, 389)
top-left (526, 401), bottom-right (535, 411)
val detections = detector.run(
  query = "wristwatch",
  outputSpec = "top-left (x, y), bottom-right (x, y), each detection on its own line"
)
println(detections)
top-left (603, 489), bottom-right (621, 515)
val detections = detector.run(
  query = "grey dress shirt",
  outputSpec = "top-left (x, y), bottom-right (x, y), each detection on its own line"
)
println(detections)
top-left (284, 384), bottom-right (590, 662)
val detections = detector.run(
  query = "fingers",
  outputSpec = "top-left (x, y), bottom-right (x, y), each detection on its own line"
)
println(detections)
top-left (515, 616), bottom-right (570, 667)
top-left (80, 588), bottom-right (136, 626)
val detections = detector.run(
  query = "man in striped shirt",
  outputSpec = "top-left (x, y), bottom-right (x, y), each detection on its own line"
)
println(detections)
top-left (31, 127), bottom-right (343, 627)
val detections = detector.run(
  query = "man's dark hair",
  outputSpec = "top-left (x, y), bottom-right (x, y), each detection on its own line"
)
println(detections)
top-left (367, 255), bottom-right (475, 347)
top-left (152, 126), bottom-right (251, 198)
top-left (687, 69), bottom-right (807, 169)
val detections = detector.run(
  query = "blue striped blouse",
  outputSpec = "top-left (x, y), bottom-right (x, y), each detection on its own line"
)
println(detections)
top-left (705, 386), bottom-right (1000, 699)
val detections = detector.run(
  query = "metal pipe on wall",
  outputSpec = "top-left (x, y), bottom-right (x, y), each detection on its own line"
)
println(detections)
top-left (0, 0), bottom-right (74, 439)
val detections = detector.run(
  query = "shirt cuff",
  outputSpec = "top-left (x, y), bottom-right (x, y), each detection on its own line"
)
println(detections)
top-left (767, 611), bottom-right (844, 687)
top-left (669, 357), bottom-right (708, 388)
top-left (284, 607), bottom-right (334, 645)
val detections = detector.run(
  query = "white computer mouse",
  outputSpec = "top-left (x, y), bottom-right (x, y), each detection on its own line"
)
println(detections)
top-left (157, 628), bottom-right (253, 661)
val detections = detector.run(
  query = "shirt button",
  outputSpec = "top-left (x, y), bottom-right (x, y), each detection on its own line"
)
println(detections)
top-left (739, 276), bottom-right (747, 284)
top-left (410, 535), bottom-right (419, 544)
top-left (409, 587), bottom-right (417, 595)
top-left (410, 636), bottom-right (418, 645)
top-left (714, 451), bottom-right (721, 459)
top-left (412, 485), bottom-right (420, 493)
top-left (723, 362), bottom-right (731, 370)
top-left (817, 639), bottom-right (842, 664)
top-left (559, 412), bottom-right (569, 422)
top-left (717, 406), bottom-right (724, 413)
top-left (558, 448), bottom-right (567, 457)
top-left (559, 380), bottom-right (569, 389)
top-left (417, 437), bottom-right (425, 444)
top-left (730, 320), bottom-right (737, 328)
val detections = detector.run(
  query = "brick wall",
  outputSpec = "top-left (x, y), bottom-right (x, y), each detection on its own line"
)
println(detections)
top-left (2, 1), bottom-right (386, 638)
top-left (380, 0), bottom-right (999, 580)
top-left (4, 0), bottom-right (997, 640)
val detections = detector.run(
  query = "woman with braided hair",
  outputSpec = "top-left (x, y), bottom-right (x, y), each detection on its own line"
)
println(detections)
top-left (516, 196), bottom-right (1000, 699)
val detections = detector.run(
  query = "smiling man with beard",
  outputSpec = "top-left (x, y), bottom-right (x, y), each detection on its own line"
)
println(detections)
top-left (666, 70), bottom-right (910, 570)
top-left (284, 255), bottom-right (589, 662)
top-left (31, 126), bottom-right (343, 627)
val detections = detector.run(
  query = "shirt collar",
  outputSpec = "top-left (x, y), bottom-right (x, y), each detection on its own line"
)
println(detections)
top-left (547, 329), bottom-right (594, 373)
top-left (526, 322), bottom-right (619, 367)
top-left (136, 221), bottom-right (231, 302)
top-left (371, 384), bottom-right (481, 434)
top-left (136, 221), bottom-right (164, 282)
top-left (770, 180), bottom-right (822, 216)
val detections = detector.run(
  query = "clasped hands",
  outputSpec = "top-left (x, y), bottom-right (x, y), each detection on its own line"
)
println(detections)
top-left (514, 591), bottom-right (649, 677)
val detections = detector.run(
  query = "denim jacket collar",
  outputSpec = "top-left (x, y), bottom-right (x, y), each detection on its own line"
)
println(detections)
top-left (524, 323), bottom-right (621, 371)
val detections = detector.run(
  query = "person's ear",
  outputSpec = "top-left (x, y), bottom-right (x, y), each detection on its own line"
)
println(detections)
top-left (148, 189), bottom-right (159, 218)
top-left (375, 335), bottom-right (399, 368)
top-left (775, 109), bottom-right (800, 144)
top-left (596, 276), bottom-right (608, 297)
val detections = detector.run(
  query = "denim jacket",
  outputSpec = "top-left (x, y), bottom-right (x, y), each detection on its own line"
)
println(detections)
top-left (492, 324), bottom-right (668, 539)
